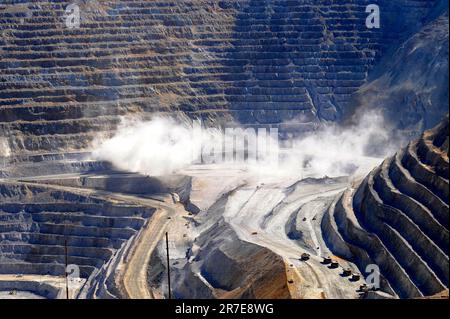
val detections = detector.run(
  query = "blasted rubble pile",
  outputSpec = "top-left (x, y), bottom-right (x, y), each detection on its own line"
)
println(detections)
top-left (322, 116), bottom-right (449, 298)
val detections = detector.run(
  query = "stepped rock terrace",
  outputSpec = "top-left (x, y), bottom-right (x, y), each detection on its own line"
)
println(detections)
top-left (0, 0), bottom-right (439, 157)
top-left (322, 117), bottom-right (449, 298)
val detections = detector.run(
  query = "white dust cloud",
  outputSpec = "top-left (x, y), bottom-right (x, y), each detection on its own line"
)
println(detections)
top-left (92, 112), bottom-right (401, 178)
top-left (0, 138), bottom-right (11, 157)
top-left (285, 111), bottom-right (400, 178)
top-left (92, 117), bottom-right (202, 176)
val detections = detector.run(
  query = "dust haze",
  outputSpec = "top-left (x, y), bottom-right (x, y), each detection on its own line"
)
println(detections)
top-left (92, 112), bottom-right (403, 178)
top-left (0, 138), bottom-right (10, 157)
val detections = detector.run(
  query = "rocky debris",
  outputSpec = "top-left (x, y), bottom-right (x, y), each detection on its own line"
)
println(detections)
top-left (172, 219), bottom-right (292, 299)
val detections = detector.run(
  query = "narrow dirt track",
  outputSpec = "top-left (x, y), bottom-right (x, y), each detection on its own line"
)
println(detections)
top-left (121, 203), bottom-right (178, 299)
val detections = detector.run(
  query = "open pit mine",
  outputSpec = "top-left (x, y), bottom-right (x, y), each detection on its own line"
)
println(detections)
top-left (0, 0), bottom-right (448, 299)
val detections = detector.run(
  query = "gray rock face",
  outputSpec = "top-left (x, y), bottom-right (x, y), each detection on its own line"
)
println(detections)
top-left (0, 0), bottom-right (446, 157)
top-left (0, 0), bottom-right (448, 299)
top-left (322, 115), bottom-right (449, 298)
top-left (347, 8), bottom-right (449, 134)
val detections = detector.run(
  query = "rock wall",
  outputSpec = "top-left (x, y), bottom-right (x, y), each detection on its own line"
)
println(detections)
top-left (322, 115), bottom-right (449, 298)
top-left (0, 0), bottom-right (444, 157)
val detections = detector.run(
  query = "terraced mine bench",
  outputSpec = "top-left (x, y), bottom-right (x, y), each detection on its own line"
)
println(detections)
top-left (322, 117), bottom-right (449, 298)
top-left (0, 0), bottom-right (447, 299)
top-left (0, 0), bottom-right (438, 158)
top-left (0, 181), bottom-right (156, 298)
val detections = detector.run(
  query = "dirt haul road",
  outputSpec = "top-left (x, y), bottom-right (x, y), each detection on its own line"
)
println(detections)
top-left (122, 201), bottom-right (184, 299)
top-left (220, 179), bottom-right (361, 299)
